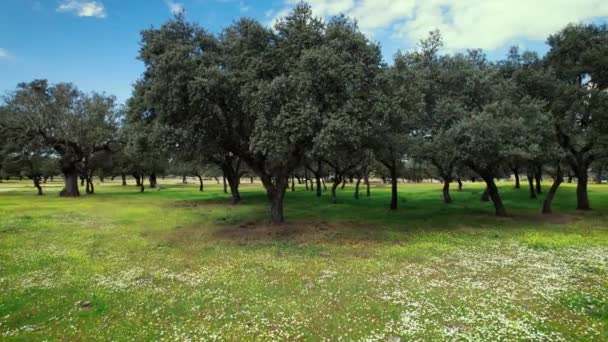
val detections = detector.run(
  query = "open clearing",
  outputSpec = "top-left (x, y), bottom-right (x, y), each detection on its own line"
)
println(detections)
top-left (1, 180), bottom-right (607, 340)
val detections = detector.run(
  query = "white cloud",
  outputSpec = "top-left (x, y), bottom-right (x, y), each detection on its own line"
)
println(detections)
top-left (57, 0), bottom-right (106, 18)
top-left (0, 48), bottom-right (8, 58)
top-left (165, 0), bottom-right (184, 15)
top-left (239, 1), bottom-right (251, 13)
top-left (273, 0), bottom-right (608, 50)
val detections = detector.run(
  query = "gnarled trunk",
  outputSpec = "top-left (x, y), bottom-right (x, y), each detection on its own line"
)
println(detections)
top-left (33, 177), bottom-right (43, 196)
top-left (513, 168), bottom-right (520, 189)
top-left (149, 173), bottom-right (157, 189)
top-left (442, 179), bottom-right (452, 204)
top-left (60, 165), bottom-right (80, 197)
top-left (365, 174), bottom-right (371, 197)
top-left (291, 175), bottom-right (295, 192)
top-left (86, 176), bottom-right (94, 194)
top-left (261, 176), bottom-right (288, 224)
top-left (227, 176), bottom-right (241, 204)
top-left (575, 166), bottom-right (590, 210)
top-left (535, 167), bottom-right (542, 194)
top-left (389, 165), bottom-right (398, 210)
top-left (457, 178), bottom-right (463, 191)
top-left (197, 175), bottom-right (204, 192)
top-left (354, 177), bottom-right (361, 199)
top-left (220, 164), bottom-right (242, 204)
top-left (527, 171), bottom-right (536, 199)
top-left (482, 176), bottom-right (507, 216)
top-left (542, 165), bottom-right (563, 214)
top-left (133, 173), bottom-right (141, 187)
top-left (331, 176), bottom-right (341, 204)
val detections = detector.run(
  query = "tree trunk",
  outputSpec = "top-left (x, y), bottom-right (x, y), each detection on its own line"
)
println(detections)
top-left (261, 176), bottom-right (288, 224)
top-left (535, 168), bottom-right (542, 194)
top-left (197, 175), bottom-right (204, 192)
top-left (140, 174), bottom-right (145, 192)
top-left (457, 178), bottom-right (463, 191)
top-left (513, 168), bottom-right (520, 189)
top-left (365, 174), bottom-right (371, 197)
top-left (442, 179), bottom-right (452, 204)
top-left (575, 165), bottom-right (590, 210)
top-left (86, 177), bottom-right (94, 194)
top-left (482, 177), bottom-right (507, 216)
top-left (121, 173), bottom-right (127, 186)
top-left (354, 177), bottom-right (361, 199)
top-left (182, 175), bottom-right (187, 184)
top-left (99, 175), bottom-right (104, 183)
top-left (389, 165), bottom-right (398, 210)
top-left (481, 187), bottom-right (490, 202)
top-left (341, 179), bottom-right (346, 189)
top-left (228, 178), bottom-right (240, 204)
top-left (330, 176), bottom-right (342, 204)
top-left (149, 173), bottom-right (157, 189)
top-left (223, 174), bottom-right (228, 194)
top-left (567, 175), bottom-right (573, 183)
top-left (291, 175), bottom-right (295, 192)
top-left (60, 166), bottom-right (80, 197)
top-left (250, 177), bottom-right (254, 184)
top-left (527, 172), bottom-right (536, 199)
top-left (269, 189), bottom-right (285, 223)
top-left (315, 174), bottom-right (322, 197)
top-left (80, 176), bottom-right (85, 187)
top-left (33, 177), bottom-right (43, 196)
top-left (542, 166), bottom-right (563, 214)
top-left (595, 167), bottom-right (603, 184)
top-left (133, 173), bottom-right (141, 187)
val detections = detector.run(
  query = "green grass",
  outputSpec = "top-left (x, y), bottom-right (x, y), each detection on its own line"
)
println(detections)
top-left (0, 179), bottom-right (607, 340)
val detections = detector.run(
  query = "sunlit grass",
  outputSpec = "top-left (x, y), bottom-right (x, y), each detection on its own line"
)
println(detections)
top-left (0, 179), bottom-right (607, 340)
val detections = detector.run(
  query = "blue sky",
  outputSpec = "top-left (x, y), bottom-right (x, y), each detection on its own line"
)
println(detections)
top-left (1, 0), bottom-right (607, 103)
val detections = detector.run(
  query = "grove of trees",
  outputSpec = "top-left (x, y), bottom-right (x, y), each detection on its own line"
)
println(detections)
top-left (1, 3), bottom-right (607, 224)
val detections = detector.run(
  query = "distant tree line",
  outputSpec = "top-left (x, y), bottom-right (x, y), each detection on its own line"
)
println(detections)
top-left (1, 3), bottom-right (607, 224)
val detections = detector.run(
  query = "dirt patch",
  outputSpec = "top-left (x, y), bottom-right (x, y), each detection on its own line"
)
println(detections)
top-left (511, 213), bottom-right (579, 225)
top-left (164, 220), bottom-right (385, 244)
top-left (214, 221), bottom-right (333, 241)
top-left (169, 198), bottom-right (240, 208)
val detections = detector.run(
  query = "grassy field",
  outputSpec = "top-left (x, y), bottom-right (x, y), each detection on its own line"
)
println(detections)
top-left (0, 179), bottom-right (607, 341)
